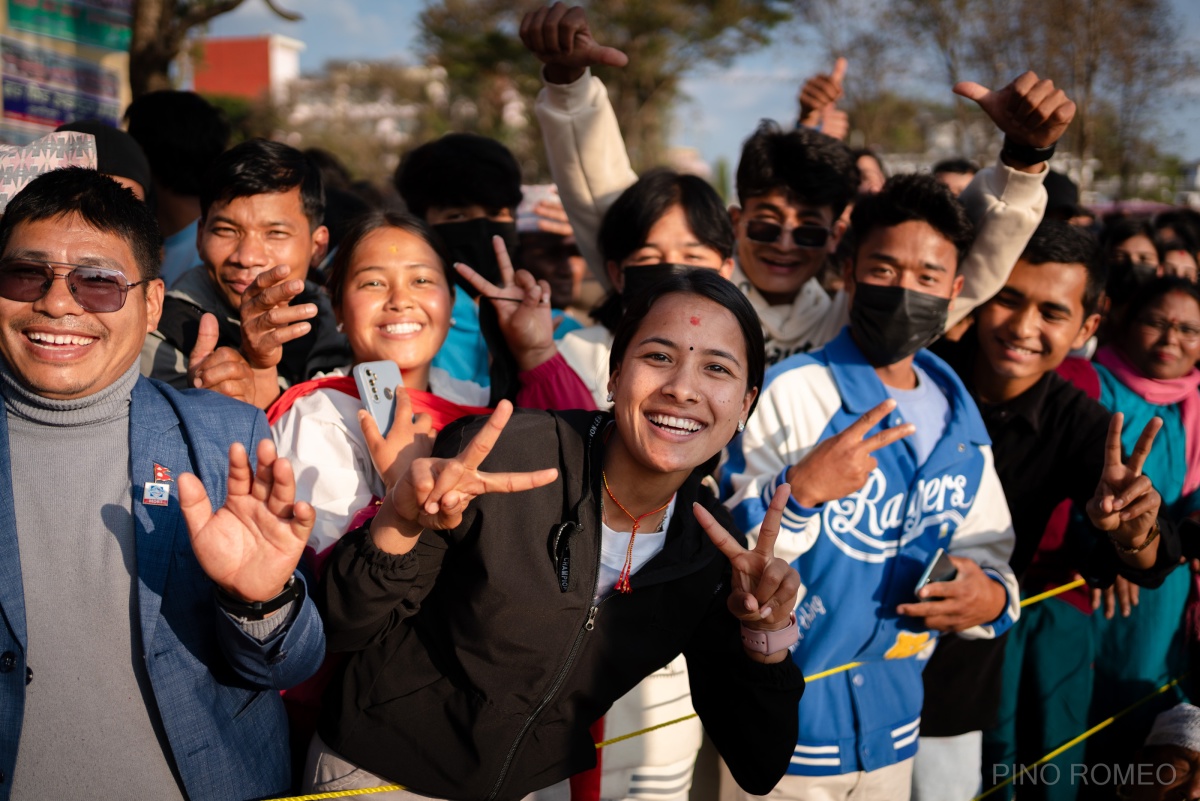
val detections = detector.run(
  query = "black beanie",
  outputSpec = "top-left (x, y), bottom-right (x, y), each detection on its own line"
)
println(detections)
top-left (56, 119), bottom-right (152, 195)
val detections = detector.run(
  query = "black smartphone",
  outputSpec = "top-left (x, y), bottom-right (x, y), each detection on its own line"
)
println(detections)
top-left (914, 547), bottom-right (958, 596)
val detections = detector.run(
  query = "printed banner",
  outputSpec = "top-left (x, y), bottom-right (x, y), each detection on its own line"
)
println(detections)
top-left (2, 74), bottom-right (120, 128)
top-left (1, 36), bottom-right (119, 98)
top-left (7, 0), bottom-right (134, 51)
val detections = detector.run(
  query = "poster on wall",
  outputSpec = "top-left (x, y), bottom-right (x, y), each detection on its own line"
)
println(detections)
top-left (7, 0), bottom-right (133, 52)
top-left (0, 37), bottom-right (121, 143)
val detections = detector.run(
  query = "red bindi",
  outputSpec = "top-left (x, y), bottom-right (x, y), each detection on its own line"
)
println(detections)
top-left (690, 316), bottom-right (700, 326)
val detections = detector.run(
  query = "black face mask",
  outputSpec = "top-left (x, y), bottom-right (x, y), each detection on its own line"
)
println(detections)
top-left (1107, 260), bottom-right (1158, 302)
top-left (849, 283), bottom-right (949, 366)
top-left (431, 218), bottom-right (518, 298)
top-left (621, 263), bottom-right (702, 308)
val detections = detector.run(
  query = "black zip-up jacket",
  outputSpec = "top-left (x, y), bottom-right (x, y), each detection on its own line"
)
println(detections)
top-left (317, 409), bottom-right (805, 801)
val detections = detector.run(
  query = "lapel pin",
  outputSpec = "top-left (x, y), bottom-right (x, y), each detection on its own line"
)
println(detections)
top-left (143, 482), bottom-right (170, 506)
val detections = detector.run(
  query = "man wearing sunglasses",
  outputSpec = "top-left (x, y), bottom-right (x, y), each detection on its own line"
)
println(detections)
top-left (524, 4), bottom-right (1073, 371)
top-left (0, 168), bottom-right (324, 801)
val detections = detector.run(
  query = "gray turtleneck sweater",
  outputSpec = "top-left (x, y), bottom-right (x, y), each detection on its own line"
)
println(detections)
top-left (2, 361), bottom-right (185, 800)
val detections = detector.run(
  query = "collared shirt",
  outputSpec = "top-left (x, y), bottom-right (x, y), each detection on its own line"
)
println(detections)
top-left (922, 331), bottom-right (1180, 737)
top-left (932, 331), bottom-right (1111, 576)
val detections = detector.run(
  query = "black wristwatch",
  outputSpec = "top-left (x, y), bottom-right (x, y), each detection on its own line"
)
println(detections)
top-left (214, 577), bottom-right (300, 620)
top-left (1000, 136), bottom-right (1056, 167)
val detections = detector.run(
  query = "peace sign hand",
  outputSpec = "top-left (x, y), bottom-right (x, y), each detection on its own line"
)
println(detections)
top-left (786, 399), bottom-right (915, 508)
top-left (455, 236), bottom-right (557, 371)
top-left (694, 484), bottom-right (802, 635)
top-left (1087, 413), bottom-right (1163, 550)
top-left (388, 400), bottom-right (559, 532)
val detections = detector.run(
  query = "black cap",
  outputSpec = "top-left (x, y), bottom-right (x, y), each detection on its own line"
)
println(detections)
top-left (56, 119), bottom-right (152, 196)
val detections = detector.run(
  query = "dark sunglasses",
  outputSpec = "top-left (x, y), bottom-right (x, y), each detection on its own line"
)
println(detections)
top-left (0, 259), bottom-right (147, 313)
top-left (744, 219), bottom-right (830, 249)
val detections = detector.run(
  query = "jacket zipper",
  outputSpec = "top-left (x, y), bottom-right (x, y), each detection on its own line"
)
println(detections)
top-left (487, 530), bottom-right (608, 800)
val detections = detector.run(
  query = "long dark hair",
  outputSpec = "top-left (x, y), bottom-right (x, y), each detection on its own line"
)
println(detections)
top-left (610, 269), bottom-right (765, 419)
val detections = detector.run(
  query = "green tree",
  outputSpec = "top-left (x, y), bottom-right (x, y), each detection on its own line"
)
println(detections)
top-left (129, 0), bottom-right (300, 97)
top-left (885, 0), bottom-right (1194, 195)
top-left (420, 0), bottom-right (792, 173)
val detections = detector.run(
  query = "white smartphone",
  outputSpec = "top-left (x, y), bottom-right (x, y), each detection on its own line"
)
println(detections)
top-left (353, 360), bottom-right (404, 437)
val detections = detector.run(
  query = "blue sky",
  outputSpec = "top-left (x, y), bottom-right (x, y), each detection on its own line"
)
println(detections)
top-left (208, 0), bottom-right (1200, 174)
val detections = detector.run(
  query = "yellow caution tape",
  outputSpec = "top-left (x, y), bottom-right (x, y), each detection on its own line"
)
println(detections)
top-left (273, 578), bottom-right (1094, 800)
top-left (970, 673), bottom-right (1188, 800)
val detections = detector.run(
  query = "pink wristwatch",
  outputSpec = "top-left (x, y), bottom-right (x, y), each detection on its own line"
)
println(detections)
top-left (740, 613), bottom-right (800, 655)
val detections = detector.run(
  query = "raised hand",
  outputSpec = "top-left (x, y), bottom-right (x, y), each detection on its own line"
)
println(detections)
top-left (1086, 413), bottom-right (1163, 551)
top-left (694, 484), bottom-right (802, 635)
top-left (519, 3), bottom-right (629, 85)
top-left (187, 312), bottom-right (256, 405)
top-left (530, 192), bottom-right (575, 238)
top-left (359, 387), bottom-right (434, 490)
top-left (179, 438), bottom-right (314, 603)
top-left (953, 71), bottom-right (1076, 152)
top-left (786, 399), bottom-right (915, 508)
top-left (799, 57), bottom-right (846, 128)
top-left (896, 556), bottom-right (1009, 632)
top-left (455, 235), bottom-right (557, 371)
top-left (818, 106), bottom-right (850, 141)
top-left (388, 400), bottom-right (559, 532)
top-left (1092, 575), bottom-right (1140, 620)
top-left (239, 265), bottom-right (318, 370)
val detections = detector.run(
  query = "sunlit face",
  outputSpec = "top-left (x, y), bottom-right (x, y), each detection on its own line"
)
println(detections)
top-left (849, 219), bottom-right (963, 300)
top-left (1121, 290), bottom-right (1200, 380)
top-left (607, 204), bottom-right (732, 292)
top-left (974, 259), bottom-right (1098, 387)
top-left (198, 187), bottom-right (328, 310)
top-left (336, 227), bottom-right (453, 392)
top-left (732, 189), bottom-right (839, 305)
top-left (607, 293), bottom-right (755, 480)
top-left (0, 214), bottom-right (163, 400)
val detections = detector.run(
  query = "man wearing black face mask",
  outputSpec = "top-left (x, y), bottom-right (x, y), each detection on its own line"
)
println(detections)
top-left (394, 133), bottom-right (526, 398)
top-left (726, 176), bottom-right (1166, 801)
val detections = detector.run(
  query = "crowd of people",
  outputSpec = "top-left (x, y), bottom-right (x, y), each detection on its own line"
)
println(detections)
top-left (4, 3), bottom-right (1200, 801)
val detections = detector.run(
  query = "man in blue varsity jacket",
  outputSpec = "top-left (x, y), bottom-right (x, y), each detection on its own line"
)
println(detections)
top-left (0, 168), bottom-right (324, 800)
top-left (724, 173), bottom-right (1021, 800)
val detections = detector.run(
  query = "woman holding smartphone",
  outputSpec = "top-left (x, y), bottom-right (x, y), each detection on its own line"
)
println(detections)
top-left (270, 211), bottom-right (591, 566)
top-left (306, 270), bottom-right (806, 800)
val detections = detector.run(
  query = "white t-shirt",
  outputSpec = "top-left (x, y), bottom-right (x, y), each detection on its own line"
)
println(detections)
top-left (594, 495), bottom-right (677, 603)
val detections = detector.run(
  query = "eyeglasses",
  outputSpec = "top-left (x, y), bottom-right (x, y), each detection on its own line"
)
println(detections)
top-left (0, 259), bottom-right (147, 313)
top-left (1136, 315), bottom-right (1200, 342)
top-left (744, 219), bottom-right (830, 249)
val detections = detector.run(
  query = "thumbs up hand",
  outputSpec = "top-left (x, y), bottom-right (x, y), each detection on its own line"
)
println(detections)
top-left (953, 70), bottom-right (1076, 151)
top-left (187, 312), bottom-right (256, 405)
top-left (520, 3), bottom-right (630, 86)
top-left (799, 57), bottom-right (847, 128)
